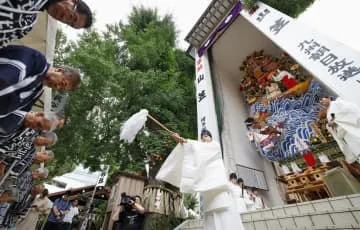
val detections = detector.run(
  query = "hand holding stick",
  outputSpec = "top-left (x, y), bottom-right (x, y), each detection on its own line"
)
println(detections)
top-left (147, 114), bottom-right (173, 134)
top-left (171, 133), bottom-right (186, 144)
top-left (261, 197), bottom-right (265, 209)
top-left (146, 114), bottom-right (186, 143)
top-left (241, 184), bottom-right (244, 198)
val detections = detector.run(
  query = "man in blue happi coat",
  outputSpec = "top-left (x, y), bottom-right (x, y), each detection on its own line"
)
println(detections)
top-left (0, 45), bottom-right (81, 118)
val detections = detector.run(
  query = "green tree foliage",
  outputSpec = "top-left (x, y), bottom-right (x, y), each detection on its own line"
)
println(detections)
top-left (50, 7), bottom-right (196, 177)
top-left (183, 193), bottom-right (198, 215)
top-left (243, 0), bottom-right (316, 18)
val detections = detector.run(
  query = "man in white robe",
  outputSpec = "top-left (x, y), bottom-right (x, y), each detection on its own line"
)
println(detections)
top-left (156, 129), bottom-right (244, 230)
top-left (320, 97), bottom-right (360, 164)
top-left (229, 173), bottom-right (244, 215)
top-left (237, 178), bottom-right (252, 213)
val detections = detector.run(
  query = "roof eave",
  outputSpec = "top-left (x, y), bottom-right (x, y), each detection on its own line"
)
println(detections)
top-left (184, 0), bottom-right (238, 48)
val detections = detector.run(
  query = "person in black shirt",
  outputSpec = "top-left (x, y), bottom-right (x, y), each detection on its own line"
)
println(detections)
top-left (116, 195), bottom-right (145, 230)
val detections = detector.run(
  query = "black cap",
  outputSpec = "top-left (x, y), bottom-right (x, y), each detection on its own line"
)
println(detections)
top-left (229, 173), bottom-right (237, 180)
top-left (201, 129), bottom-right (212, 138)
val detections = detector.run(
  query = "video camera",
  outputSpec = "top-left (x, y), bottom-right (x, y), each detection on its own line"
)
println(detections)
top-left (120, 193), bottom-right (136, 207)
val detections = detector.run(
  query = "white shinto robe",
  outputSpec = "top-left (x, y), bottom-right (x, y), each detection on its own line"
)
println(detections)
top-left (327, 98), bottom-right (360, 163)
top-left (156, 140), bottom-right (244, 230)
top-left (229, 183), bottom-right (248, 214)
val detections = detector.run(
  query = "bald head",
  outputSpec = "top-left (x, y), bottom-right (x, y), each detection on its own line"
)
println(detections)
top-left (34, 132), bottom-right (58, 146)
top-left (32, 168), bottom-right (49, 179)
top-left (35, 151), bottom-right (54, 163)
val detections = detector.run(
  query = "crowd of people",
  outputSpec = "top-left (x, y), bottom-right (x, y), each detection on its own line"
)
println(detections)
top-left (0, 0), bottom-right (94, 228)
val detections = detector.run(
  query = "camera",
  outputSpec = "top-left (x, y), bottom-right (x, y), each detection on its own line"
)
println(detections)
top-left (120, 193), bottom-right (135, 207)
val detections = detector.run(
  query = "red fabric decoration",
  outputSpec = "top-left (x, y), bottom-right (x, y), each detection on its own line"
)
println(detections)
top-left (239, 85), bottom-right (243, 92)
top-left (282, 75), bottom-right (297, 89)
top-left (258, 75), bottom-right (268, 86)
top-left (303, 152), bottom-right (317, 167)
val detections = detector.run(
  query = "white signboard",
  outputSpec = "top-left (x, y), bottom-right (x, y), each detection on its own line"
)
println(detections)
top-left (241, 2), bottom-right (360, 107)
top-left (195, 52), bottom-right (220, 142)
top-left (195, 52), bottom-right (221, 218)
top-left (97, 165), bottom-right (109, 187)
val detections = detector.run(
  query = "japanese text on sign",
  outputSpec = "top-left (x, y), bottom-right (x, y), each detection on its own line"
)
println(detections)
top-left (201, 116), bottom-right (206, 129)
top-left (256, 8), bottom-right (270, 22)
top-left (197, 74), bottom-right (204, 84)
top-left (269, 17), bottom-right (289, 35)
top-left (298, 38), bottom-right (360, 82)
top-left (198, 90), bottom-right (206, 102)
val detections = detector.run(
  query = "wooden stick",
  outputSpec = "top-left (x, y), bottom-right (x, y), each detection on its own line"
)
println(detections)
top-left (0, 160), bottom-right (17, 187)
top-left (147, 114), bottom-right (173, 134)
top-left (241, 184), bottom-right (244, 198)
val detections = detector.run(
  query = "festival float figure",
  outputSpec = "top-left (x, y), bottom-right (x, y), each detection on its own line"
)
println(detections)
top-left (240, 50), bottom-right (326, 162)
top-left (156, 129), bottom-right (244, 230)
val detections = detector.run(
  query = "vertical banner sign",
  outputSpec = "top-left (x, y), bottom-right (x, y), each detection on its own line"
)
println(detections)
top-left (195, 52), bottom-right (220, 142)
top-left (80, 165), bottom-right (109, 230)
top-left (195, 51), bottom-right (221, 218)
top-left (96, 165), bottom-right (109, 187)
top-left (241, 2), bottom-right (360, 108)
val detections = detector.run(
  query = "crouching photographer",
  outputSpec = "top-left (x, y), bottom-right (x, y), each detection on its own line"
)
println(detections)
top-left (111, 193), bottom-right (145, 230)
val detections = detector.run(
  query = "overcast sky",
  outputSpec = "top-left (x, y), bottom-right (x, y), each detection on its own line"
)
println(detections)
top-left (63, 0), bottom-right (212, 49)
top-left (63, 0), bottom-right (360, 51)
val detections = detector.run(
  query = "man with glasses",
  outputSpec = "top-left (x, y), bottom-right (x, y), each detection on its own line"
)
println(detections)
top-left (0, 0), bottom-right (93, 46)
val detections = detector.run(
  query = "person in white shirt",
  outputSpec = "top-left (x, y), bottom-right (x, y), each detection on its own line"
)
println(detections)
top-left (228, 174), bottom-right (249, 214)
top-left (237, 178), bottom-right (252, 213)
top-left (62, 199), bottom-right (79, 230)
top-left (249, 188), bottom-right (266, 211)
